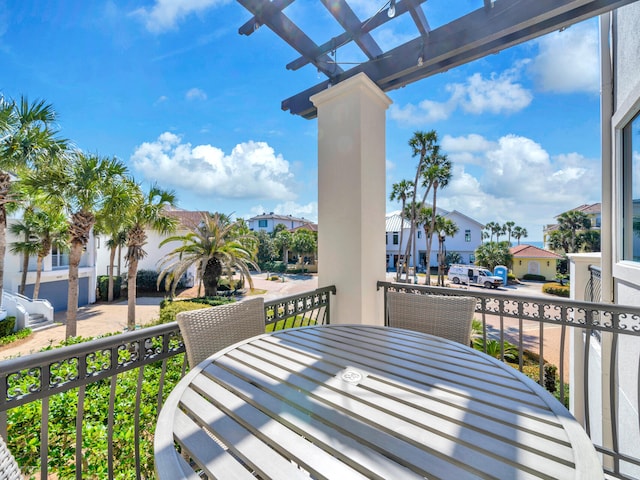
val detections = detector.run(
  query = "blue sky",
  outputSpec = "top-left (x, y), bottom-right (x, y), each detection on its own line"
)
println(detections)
top-left (1, 1), bottom-right (602, 241)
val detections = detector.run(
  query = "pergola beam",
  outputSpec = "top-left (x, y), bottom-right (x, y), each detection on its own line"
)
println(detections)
top-left (406, 0), bottom-right (431, 36)
top-left (320, 0), bottom-right (383, 60)
top-left (282, 0), bottom-right (638, 118)
top-left (286, 0), bottom-right (427, 72)
top-left (236, 0), bottom-right (343, 77)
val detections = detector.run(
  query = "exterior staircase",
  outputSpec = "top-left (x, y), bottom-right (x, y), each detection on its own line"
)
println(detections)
top-left (27, 313), bottom-right (54, 331)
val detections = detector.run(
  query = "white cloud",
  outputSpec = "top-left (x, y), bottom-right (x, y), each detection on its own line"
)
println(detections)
top-left (131, 132), bottom-right (296, 201)
top-left (185, 88), bottom-right (207, 101)
top-left (451, 71), bottom-right (532, 115)
top-left (436, 133), bottom-right (600, 239)
top-left (529, 22), bottom-right (599, 93)
top-left (442, 134), bottom-right (495, 153)
top-left (390, 69), bottom-right (532, 126)
top-left (132, 0), bottom-right (230, 33)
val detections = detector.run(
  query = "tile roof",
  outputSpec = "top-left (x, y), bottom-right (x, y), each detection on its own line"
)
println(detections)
top-left (510, 244), bottom-right (563, 259)
top-left (162, 208), bottom-right (207, 230)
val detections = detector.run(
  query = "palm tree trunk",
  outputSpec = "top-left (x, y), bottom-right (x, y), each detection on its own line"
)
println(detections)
top-left (20, 252), bottom-right (29, 295)
top-left (108, 246), bottom-right (117, 302)
top-left (117, 244), bottom-right (122, 277)
top-left (0, 201), bottom-right (7, 308)
top-left (396, 201), bottom-right (406, 282)
top-left (66, 242), bottom-right (83, 338)
top-left (34, 256), bottom-right (43, 299)
top-left (424, 184), bottom-right (440, 285)
top-left (127, 258), bottom-right (138, 330)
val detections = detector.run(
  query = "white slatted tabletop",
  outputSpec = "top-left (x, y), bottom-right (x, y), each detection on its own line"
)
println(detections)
top-left (154, 325), bottom-right (603, 479)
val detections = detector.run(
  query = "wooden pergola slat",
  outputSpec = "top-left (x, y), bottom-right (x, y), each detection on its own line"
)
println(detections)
top-left (236, 0), bottom-right (639, 118)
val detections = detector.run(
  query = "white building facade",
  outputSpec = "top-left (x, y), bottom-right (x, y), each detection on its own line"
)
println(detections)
top-left (385, 209), bottom-right (484, 270)
top-left (3, 216), bottom-right (97, 312)
top-left (247, 213), bottom-right (313, 233)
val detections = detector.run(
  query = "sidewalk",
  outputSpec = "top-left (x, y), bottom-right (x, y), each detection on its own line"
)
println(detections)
top-left (0, 273), bottom-right (319, 360)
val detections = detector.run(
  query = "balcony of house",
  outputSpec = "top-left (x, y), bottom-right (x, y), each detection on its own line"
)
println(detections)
top-left (1, 279), bottom-right (639, 479)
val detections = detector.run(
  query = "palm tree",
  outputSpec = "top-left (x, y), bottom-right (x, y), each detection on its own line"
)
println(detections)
top-left (484, 222), bottom-right (501, 242)
top-left (504, 221), bottom-right (515, 246)
top-left (474, 241), bottom-right (513, 271)
top-left (434, 216), bottom-right (459, 286)
top-left (9, 215), bottom-right (39, 295)
top-left (26, 152), bottom-right (128, 337)
top-left (158, 213), bottom-right (259, 297)
top-left (274, 229), bottom-right (293, 264)
top-left (390, 179), bottom-right (413, 280)
top-left (512, 226), bottom-right (528, 245)
top-left (404, 131), bottom-right (438, 282)
top-left (29, 209), bottom-right (68, 299)
top-left (124, 184), bottom-right (178, 330)
top-left (95, 176), bottom-right (139, 302)
top-left (557, 210), bottom-right (591, 252)
top-left (0, 96), bottom-right (66, 307)
top-left (291, 229), bottom-right (317, 268)
top-left (419, 155), bottom-right (451, 285)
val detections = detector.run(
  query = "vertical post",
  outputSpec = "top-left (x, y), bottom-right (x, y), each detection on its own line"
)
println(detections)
top-left (311, 73), bottom-right (391, 326)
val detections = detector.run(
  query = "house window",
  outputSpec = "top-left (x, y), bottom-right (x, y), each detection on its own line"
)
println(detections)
top-left (622, 110), bottom-right (640, 262)
top-left (51, 245), bottom-right (69, 269)
top-left (258, 219), bottom-right (268, 228)
top-left (465, 230), bottom-right (471, 242)
top-left (393, 232), bottom-right (399, 245)
top-left (417, 230), bottom-right (422, 239)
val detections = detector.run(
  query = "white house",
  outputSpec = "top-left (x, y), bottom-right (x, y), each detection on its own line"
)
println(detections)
top-left (247, 213), bottom-right (315, 233)
top-left (3, 216), bottom-right (97, 313)
top-left (95, 207), bottom-right (203, 288)
top-left (385, 208), bottom-right (483, 270)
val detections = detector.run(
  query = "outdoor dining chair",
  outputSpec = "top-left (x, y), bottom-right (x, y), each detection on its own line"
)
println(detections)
top-left (386, 291), bottom-right (477, 345)
top-left (176, 297), bottom-right (266, 367)
top-left (0, 433), bottom-right (21, 480)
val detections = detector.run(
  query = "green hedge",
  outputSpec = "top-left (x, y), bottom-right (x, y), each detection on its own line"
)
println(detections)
top-left (522, 273), bottom-right (547, 281)
top-left (157, 297), bottom-right (236, 324)
top-left (542, 282), bottom-right (570, 297)
top-left (261, 261), bottom-right (287, 273)
top-left (0, 316), bottom-right (16, 337)
top-left (97, 275), bottom-right (122, 301)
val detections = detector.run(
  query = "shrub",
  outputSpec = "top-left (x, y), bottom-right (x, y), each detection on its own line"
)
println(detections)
top-left (0, 316), bottom-right (16, 337)
top-left (97, 275), bottom-right (122, 301)
top-left (0, 327), bottom-right (30, 346)
top-left (217, 277), bottom-right (244, 291)
top-left (542, 282), bottom-right (570, 297)
top-left (136, 269), bottom-right (160, 291)
top-left (261, 261), bottom-right (287, 273)
top-left (157, 297), bottom-right (236, 324)
top-left (522, 273), bottom-right (546, 281)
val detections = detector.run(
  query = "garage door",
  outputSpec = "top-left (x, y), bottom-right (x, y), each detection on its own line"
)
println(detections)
top-left (24, 277), bottom-right (90, 312)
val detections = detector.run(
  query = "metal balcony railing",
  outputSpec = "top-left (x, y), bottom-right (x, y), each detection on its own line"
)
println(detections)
top-left (378, 281), bottom-right (640, 480)
top-left (0, 286), bottom-right (335, 480)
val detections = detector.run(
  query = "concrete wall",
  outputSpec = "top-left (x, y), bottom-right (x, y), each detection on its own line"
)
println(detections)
top-left (511, 257), bottom-right (558, 280)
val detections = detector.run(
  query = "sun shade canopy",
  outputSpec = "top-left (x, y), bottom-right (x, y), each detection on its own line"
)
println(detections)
top-left (236, 0), bottom-right (636, 119)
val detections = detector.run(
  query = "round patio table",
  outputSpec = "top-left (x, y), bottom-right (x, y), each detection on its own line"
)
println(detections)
top-left (154, 324), bottom-right (603, 479)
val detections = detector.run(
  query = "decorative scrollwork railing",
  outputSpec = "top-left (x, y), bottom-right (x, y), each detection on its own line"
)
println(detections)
top-left (0, 286), bottom-right (336, 480)
top-left (264, 285), bottom-right (336, 330)
top-left (377, 280), bottom-right (640, 480)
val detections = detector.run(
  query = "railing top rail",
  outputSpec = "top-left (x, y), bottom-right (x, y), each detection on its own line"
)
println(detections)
top-left (376, 280), bottom-right (640, 315)
top-left (263, 285), bottom-right (336, 309)
top-left (0, 321), bottom-right (181, 376)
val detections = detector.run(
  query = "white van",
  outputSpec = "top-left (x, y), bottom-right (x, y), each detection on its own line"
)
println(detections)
top-left (447, 264), bottom-right (503, 289)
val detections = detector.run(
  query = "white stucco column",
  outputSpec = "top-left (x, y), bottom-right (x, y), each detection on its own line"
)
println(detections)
top-left (311, 73), bottom-right (391, 325)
